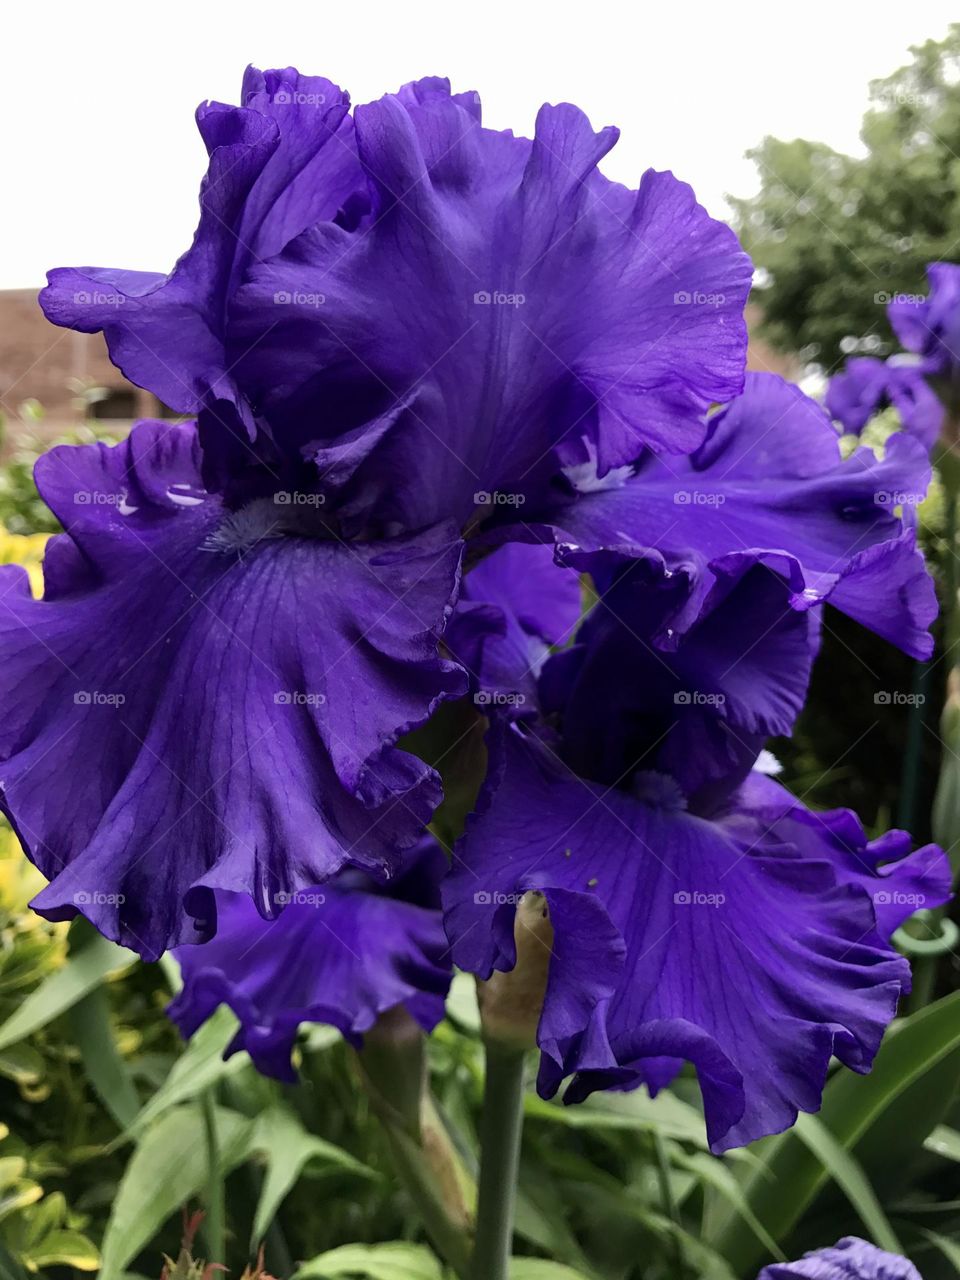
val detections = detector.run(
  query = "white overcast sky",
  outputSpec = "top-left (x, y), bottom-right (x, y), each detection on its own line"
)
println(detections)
top-left (3, 0), bottom-right (956, 288)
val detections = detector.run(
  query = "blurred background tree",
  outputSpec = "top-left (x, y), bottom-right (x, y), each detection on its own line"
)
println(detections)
top-left (732, 24), bottom-right (960, 373)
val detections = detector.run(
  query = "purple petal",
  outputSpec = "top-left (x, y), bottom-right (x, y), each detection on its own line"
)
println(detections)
top-left (543, 373), bottom-right (937, 658)
top-left (826, 356), bottom-right (943, 449)
top-left (40, 69), bottom-right (360, 419)
top-left (0, 421), bottom-right (465, 958)
top-left (169, 835), bottom-right (452, 1079)
top-left (444, 727), bottom-right (917, 1153)
top-left (540, 547), bottom-right (818, 802)
top-left (759, 1235), bottom-right (921, 1279)
top-left (888, 262), bottom-right (960, 374)
top-left (732, 771), bottom-right (950, 937)
top-left (230, 88), bottom-right (750, 523)
top-left (446, 543), bottom-right (582, 705)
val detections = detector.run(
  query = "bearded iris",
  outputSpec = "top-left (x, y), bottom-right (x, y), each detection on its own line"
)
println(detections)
top-left (0, 66), bottom-right (948, 1161)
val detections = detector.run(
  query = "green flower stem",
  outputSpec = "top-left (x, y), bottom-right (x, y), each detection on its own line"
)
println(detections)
top-left (358, 1011), bottom-right (475, 1278)
top-left (470, 1041), bottom-right (527, 1280)
top-left (381, 1114), bottom-right (474, 1278)
top-left (201, 1087), bottom-right (226, 1265)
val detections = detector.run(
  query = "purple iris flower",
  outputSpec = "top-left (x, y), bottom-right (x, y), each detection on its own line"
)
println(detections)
top-left (825, 356), bottom-right (943, 451)
top-left (12, 67), bottom-right (754, 958)
top-left (758, 1236), bottom-right (921, 1279)
top-left (443, 545), bottom-right (949, 1153)
top-left (3, 66), bottom-right (940, 1002)
top-left (888, 262), bottom-right (960, 376)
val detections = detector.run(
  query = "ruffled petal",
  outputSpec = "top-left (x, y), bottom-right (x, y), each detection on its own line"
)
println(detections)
top-left (444, 727), bottom-right (914, 1153)
top-left (541, 373), bottom-right (936, 657)
top-left (759, 1235), bottom-right (921, 1279)
top-left (229, 88), bottom-right (750, 522)
top-left (731, 771), bottom-right (950, 937)
top-left (539, 547), bottom-right (817, 802)
top-left (0, 421), bottom-right (464, 958)
top-left (169, 836), bottom-right (451, 1080)
top-left (40, 69), bottom-right (360, 418)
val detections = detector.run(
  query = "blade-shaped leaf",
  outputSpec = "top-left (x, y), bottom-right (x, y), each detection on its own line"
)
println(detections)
top-left (792, 1114), bottom-right (901, 1254)
top-left (67, 985), bottom-right (140, 1129)
top-left (99, 1103), bottom-right (256, 1280)
top-left (251, 1105), bottom-right (373, 1248)
top-left (292, 1242), bottom-right (443, 1279)
top-left (709, 991), bottom-right (960, 1275)
top-left (127, 1006), bottom-right (246, 1136)
top-left (0, 933), bottom-right (134, 1051)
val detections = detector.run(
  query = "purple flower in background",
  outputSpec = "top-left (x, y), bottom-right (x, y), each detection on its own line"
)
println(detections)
top-left (443, 547), bottom-right (949, 1152)
top-left (168, 835), bottom-right (451, 1080)
top-left (888, 262), bottom-right (960, 375)
top-left (825, 356), bottom-right (943, 450)
top-left (758, 1236), bottom-right (921, 1279)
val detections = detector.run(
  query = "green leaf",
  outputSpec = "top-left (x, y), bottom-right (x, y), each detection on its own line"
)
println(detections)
top-left (67, 985), bottom-right (140, 1129)
top-left (710, 991), bottom-right (960, 1274)
top-left (524, 1087), bottom-right (710, 1146)
top-left (251, 1105), bottom-right (373, 1248)
top-left (0, 932), bottom-right (134, 1051)
top-left (0, 1239), bottom-right (28, 1280)
top-left (444, 972), bottom-right (481, 1035)
top-left (127, 1006), bottom-right (247, 1135)
top-left (671, 1150), bottom-right (785, 1262)
top-left (99, 1103), bottom-right (257, 1280)
top-left (509, 1263), bottom-right (593, 1279)
top-left (792, 1114), bottom-right (901, 1253)
top-left (292, 1241), bottom-right (443, 1279)
top-left (915, 1226), bottom-right (960, 1269)
top-left (27, 1228), bottom-right (100, 1271)
top-left (0, 1043), bottom-right (44, 1086)
top-left (924, 1124), bottom-right (960, 1163)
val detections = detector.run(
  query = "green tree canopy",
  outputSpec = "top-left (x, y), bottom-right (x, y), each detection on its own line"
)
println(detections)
top-left (732, 24), bottom-right (960, 372)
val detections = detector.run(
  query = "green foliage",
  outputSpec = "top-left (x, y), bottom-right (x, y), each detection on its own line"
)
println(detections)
top-left (732, 24), bottom-right (960, 372)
